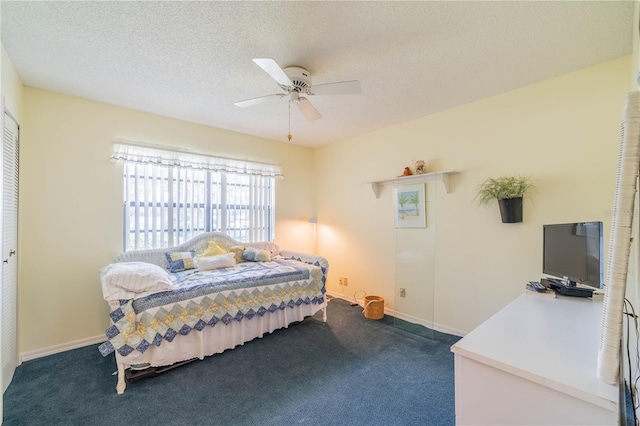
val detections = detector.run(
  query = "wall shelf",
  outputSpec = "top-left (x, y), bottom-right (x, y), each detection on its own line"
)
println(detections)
top-left (369, 170), bottom-right (458, 198)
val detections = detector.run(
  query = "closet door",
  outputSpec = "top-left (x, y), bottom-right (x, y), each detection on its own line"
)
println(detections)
top-left (2, 111), bottom-right (19, 392)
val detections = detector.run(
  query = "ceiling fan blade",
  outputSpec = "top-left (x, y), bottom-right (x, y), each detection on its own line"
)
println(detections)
top-left (297, 98), bottom-right (322, 121)
top-left (234, 93), bottom-right (285, 108)
top-left (252, 58), bottom-right (293, 88)
top-left (311, 80), bottom-right (361, 95)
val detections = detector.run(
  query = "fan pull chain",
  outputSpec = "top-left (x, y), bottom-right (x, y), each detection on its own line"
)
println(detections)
top-left (287, 101), bottom-right (292, 142)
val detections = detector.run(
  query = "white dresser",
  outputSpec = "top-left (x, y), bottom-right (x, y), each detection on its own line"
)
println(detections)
top-left (451, 294), bottom-right (618, 425)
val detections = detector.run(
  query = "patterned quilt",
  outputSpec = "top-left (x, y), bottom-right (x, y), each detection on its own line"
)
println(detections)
top-left (99, 259), bottom-right (325, 357)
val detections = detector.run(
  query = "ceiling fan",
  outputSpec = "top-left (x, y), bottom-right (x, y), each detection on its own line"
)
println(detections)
top-left (234, 58), bottom-right (361, 121)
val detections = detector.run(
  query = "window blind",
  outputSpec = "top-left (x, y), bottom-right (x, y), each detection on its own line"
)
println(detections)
top-left (113, 141), bottom-right (278, 250)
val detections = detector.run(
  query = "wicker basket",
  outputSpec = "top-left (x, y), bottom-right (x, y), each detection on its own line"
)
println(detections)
top-left (363, 295), bottom-right (385, 320)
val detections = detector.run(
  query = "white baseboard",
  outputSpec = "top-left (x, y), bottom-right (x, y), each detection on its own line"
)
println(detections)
top-left (326, 292), bottom-right (466, 338)
top-left (19, 334), bottom-right (105, 363)
top-left (19, 294), bottom-right (465, 363)
top-left (326, 289), bottom-right (359, 305)
top-left (386, 307), bottom-right (466, 337)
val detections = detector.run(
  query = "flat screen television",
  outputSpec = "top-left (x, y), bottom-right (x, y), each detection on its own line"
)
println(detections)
top-left (542, 221), bottom-right (603, 288)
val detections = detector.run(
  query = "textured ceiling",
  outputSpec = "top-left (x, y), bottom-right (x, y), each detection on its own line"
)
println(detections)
top-left (0, 1), bottom-right (634, 148)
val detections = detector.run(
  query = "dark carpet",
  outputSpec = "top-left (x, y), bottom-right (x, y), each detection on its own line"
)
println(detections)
top-left (3, 298), bottom-right (460, 426)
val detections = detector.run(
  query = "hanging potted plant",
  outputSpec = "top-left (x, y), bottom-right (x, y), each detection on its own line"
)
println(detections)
top-left (476, 175), bottom-right (535, 223)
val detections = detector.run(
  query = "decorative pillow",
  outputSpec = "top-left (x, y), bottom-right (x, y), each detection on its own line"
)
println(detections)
top-left (242, 247), bottom-right (271, 262)
top-left (165, 251), bottom-right (196, 273)
top-left (99, 261), bottom-right (174, 301)
top-left (195, 241), bottom-right (228, 259)
top-left (255, 249), bottom-right (271, 262)
top-left (195, 252), bottom-right (236, 271)
top-left (228, 245), bottom-right (246, 263)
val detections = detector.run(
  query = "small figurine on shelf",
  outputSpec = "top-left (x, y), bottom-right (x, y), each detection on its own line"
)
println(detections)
top-left (398, 167), bottom-right (412, 177)
top-left (415, 160), bottom-right (426, 174)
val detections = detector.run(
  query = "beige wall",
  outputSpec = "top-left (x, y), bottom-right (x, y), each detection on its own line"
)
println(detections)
top-left (8, 51), bottom-right (633, 352)
top-left (18, 88), bottom-right (316, 353)
top-left (1, 45), bottom-right (24, 123)
top-left (316, 56), bottom-right (631, 335)
top-left (634, 2), bottom-right (639, 90)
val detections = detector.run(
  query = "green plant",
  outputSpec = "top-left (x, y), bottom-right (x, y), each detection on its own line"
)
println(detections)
top-left (476, 175), bottom-right (535, 206)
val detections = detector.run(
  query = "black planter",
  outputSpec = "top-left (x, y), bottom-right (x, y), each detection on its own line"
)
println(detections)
top-left (498, 197), bottom-right (523, 223)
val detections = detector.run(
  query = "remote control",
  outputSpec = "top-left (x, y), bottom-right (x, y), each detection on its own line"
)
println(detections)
top-left (528, 281), bottom-right (547, 293)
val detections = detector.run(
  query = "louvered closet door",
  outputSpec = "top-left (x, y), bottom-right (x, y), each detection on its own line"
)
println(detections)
top-left (2, 112), bottom-right (19, 392)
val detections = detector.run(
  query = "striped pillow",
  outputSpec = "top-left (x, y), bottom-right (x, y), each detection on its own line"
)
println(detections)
top-left (100, 262), bottom-right (174, 301)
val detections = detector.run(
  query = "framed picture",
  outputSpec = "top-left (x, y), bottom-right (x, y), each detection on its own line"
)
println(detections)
top-left (393, 183), bottom-right (426, 228)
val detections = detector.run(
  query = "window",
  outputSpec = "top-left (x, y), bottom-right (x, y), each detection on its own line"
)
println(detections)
top-left (112, 142), bottom-right (281, 251)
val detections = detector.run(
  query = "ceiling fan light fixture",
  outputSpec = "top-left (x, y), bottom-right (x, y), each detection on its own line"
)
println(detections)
top-left (297, 97), bottom-right (322, 121)
top-left (234, 58), bottom-right (361, 124)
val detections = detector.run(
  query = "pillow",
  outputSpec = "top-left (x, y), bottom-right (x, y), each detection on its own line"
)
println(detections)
top-left (100, 262), bottom-right (174, 301)
top-left (195, 252), bottom-right (236, 271)
top-left (195, 241), bottom-right (228, 259)
top-left (254, 249), bottom-right (271, 262)
top-left (242, 247), bottom-right (271, 262)
top-left (228, 245), bottom-right (246, 263)
top-left (165, 251), bottom-right (196, 273)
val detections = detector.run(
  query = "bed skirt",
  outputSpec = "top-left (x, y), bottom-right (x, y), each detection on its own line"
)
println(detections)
top-left (114, 301), bottom-right (325, 394)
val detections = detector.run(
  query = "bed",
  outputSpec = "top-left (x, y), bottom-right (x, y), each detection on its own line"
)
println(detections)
top-left (98, 232), bottom-right (328, 394)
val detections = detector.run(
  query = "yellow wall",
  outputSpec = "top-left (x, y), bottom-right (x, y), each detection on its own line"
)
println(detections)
top-left (1, 45), bottom-right (24, 123)
top-left (634, 2), bottom-right (639, 91)
top-left (7, 49), bottom-right (633, 353)
top-left (18, 88), bottom-right (316, 353)
top-left (316, 56), bottom-right (631, 334)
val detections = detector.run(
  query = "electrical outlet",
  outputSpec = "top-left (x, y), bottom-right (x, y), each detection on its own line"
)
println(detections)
top-left (399, 288), bottom-right (406, 297)
top-left (339, 277), bottom-right (348, 286)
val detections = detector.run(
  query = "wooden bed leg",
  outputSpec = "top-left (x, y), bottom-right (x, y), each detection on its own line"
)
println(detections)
top-left (116, 360), bottom-right (127, 394)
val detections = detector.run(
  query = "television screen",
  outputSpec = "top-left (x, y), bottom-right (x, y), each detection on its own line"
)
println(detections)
top-left (543, 222), bottom-right (603, 288)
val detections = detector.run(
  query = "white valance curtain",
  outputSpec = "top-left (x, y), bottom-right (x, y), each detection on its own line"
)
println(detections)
top-left (111, 140), bottom-right (283, 178)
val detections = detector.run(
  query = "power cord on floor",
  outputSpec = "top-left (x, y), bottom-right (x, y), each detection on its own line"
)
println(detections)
top-left (351, 289), bottom-right (366, 306)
